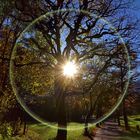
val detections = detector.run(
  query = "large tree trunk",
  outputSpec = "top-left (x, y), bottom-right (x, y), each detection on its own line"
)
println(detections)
top-left (54, 65), bottom-right (67, 140)
top-left (84, 121), bottom-right (93, 140)
top-left (117, 115), bottom-right (121, 126)
top-left (122, 100), bottom-right (129, 130)
top-left (84, 116), bottom-right (89, 136)
top-left (120, 66), bottom-right (129, 130)
top-left (57, 127), bottom-right (67, 140)
top-left (56, 92), bottom-right (67, 140)
top-left (23, 115), bottom-right (27, 135)
top-left (116, 109), bottom-right (121, 126)
top-left (96, 103), bottom-right (102, 128)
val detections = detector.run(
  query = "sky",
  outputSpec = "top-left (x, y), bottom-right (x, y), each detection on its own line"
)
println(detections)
top-left (132, 0), bottom-right (140, 73)
top-left (135, 0), bottom-right (140, 9)
top-left (134, 0), bottom-right (140, 17)
top-left (4, 0), bottom-right (139, 74)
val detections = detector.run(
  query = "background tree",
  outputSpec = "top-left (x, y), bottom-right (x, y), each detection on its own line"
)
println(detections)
top-left (0, 0), bottom-right (28, 137)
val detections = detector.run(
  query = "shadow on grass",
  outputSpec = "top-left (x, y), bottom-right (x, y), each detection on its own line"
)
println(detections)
top-left (119, 131), bottom-right (140, 140)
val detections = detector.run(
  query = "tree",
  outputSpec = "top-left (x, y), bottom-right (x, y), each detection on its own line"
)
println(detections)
top-left (0, 0), bottom-right (28, 137)
top-left (0, 0), bottom-right (139, 140)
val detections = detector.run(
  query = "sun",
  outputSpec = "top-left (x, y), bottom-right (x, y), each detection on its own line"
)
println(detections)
top-left (63, 61), bottom-right (77, 77)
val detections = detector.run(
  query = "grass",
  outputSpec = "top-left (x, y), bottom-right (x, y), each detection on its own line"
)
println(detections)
top-left (120, 115), bottom-right (140, 132)
top-left (26, 115), bottom-right (140, 140)
top-left (26, 117), bottom-right (140, 140)
top-left (0, 122), bottom-right (95, 140)
top-left (128, 115), bottom-right (140, 126)
top-left (119, 115), bottom-right (140, 140)
top-left (29, 124), bottom-right (57, 140)
top-left (27, 123), bottom-right (95, 140)
top-left (119, 133), bottom-right (140, 140)
top-left (6, 115), bottom-right (140, 140)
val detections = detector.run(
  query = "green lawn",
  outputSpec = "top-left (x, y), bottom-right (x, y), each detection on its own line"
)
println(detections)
top-left (10, 123), bottom-right (95, 140)
top-left (26, 115), bottom-right (140, 140)
top-left (120, 115), bottom-right (140, 131)
top-left (119, 115), bottom-right (140, 140)
top-left (128, 115), bottom-right (140, 127)
top-left (2, 115), bottom-right (140, 140)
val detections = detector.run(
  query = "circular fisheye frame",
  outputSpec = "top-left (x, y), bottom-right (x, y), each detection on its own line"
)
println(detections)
top-left (10, 9), bottom-right (130, 130)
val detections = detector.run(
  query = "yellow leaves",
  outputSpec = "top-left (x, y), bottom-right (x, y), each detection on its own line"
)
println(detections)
top-left (15, 63), bottom-right (55, 95)
top-left (130, 53), bottom-right (136, 60)
top-left (33, 81), bottom-right (40, 87)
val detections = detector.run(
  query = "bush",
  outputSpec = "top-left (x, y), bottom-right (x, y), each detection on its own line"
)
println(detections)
top-left (0, 122), bottom-right (13, 139)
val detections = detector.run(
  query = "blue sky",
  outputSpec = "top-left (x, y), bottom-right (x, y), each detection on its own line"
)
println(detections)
top-left (133, 0), bottom-right (140, 73)
top-left (134, 0), bottom-right (140, 17)
top-left (135, 0), bottom-right (140, 8)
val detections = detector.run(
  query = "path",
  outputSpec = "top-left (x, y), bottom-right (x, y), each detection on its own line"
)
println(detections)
top-left (94, 121), bottom-right (123, 140)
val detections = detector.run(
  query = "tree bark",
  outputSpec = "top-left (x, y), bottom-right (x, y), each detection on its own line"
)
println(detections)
top-left (54, 65), bottom-right (67, 140)
top-left (122, 100), bottom-right (129, 130)
top-left (56, 92), bottom-right (67, 140)
top-left (117, 115), bottom-right (121, 126)
top-left (57, 127), bottom-right (67, 140)
top-left (116, 109), bottom-right (121, 126)
top-left (84, 122), bottom-right (93, 140)
top-left (23, 121), bottom-right (26, 135)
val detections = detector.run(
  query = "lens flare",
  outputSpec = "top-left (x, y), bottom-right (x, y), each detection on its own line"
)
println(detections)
top-left (9, 9), bottom-right (130, 131)
top-left (63, 61), bottom-right (77, 77)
